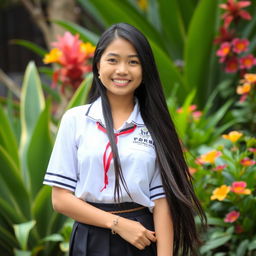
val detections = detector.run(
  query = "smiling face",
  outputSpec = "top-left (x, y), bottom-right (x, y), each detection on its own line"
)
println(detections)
top-left (97, 37), bottom-right (142, 101)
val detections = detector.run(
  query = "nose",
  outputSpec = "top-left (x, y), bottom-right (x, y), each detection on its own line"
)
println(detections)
top-left (116, 63), bottom-right (128, 75)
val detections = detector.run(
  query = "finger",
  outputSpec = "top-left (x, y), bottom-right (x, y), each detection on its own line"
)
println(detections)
top-left (135, 242), bottom-right (145, 250)
top-left (141, 236), bottom-right (151, 247)
top-left (146, 230), bottom-right (157, 242)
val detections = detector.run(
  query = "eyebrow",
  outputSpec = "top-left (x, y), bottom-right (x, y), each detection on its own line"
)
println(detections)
top-left (106, 53), bottom-right (139, 58)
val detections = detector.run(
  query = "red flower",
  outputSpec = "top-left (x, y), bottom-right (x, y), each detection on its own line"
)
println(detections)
top-left (224, 210), bottom-right (240, 223)
top-left (231, 181), bottom-right (251, 194)
top-left (214, 26), bottom-right (236, 44)
top-left (219, 0), bottom-right (252, 28)
top-left (232, 38), bottom-right (249, 53)
top-left (248, 147), bottom-right (256, 153)
top-left (235, 224), bottom-right (244, 233)
top-left (239, 54), bottom-right (256, 69)
top-left (213, 164), bottom-right (228, 171)
top-left (225, 57), bottom-right (239, 73)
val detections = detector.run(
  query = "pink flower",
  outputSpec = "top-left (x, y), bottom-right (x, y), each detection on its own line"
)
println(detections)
top-left (214, 26), bottom-right (235, 44)
top-left (192, 111), bottom-right (202, 120)
top-left (231, 181), bottom-right (251, 195)
top-left (213, 164), bottom-right (227, 171)
top-left (248, 148), bottom-right (256, 153)
top-left (224, 210), bottom-right (240, 223)
top-left (240, 157), bottom-right (256, 166)
top-left (217, 42), bottom-right (231, 58)
top-left (239, 54), bottom-right (256, 69)
top-left (225, 57), bottom-right (239, 73)
top-left (232, 38), bottom-right (249, 53)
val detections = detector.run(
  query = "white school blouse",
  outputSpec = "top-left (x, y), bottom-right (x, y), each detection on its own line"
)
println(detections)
top-left (43, 97), bottom-right (165, 211)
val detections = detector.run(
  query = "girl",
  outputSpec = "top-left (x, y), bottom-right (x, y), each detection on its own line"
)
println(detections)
top-left (44, 23), bottom-right (206, 256)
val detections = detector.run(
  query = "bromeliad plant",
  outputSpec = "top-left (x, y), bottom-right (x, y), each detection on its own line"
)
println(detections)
top-left (43, 32), bottom-right (95, 94)
top-left (189, 131), bottom-right (256, 255)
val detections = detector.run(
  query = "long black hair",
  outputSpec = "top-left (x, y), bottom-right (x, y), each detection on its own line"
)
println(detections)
top-left (87, 22), bottom-right (206, 255)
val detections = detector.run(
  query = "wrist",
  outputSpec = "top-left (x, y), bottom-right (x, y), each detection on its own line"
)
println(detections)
top-left (110, 215), bottom-right (120, 234)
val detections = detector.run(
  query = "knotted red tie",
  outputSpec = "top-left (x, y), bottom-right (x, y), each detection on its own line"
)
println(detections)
top-left (97, 122), bottom-right (137, 191)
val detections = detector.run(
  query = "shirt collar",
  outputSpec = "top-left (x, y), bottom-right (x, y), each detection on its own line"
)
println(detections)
top-left (85, 97), bottom-right (144, 129)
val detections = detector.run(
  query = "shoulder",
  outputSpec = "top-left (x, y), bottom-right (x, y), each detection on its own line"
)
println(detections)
top-left (62, 103), bottom-right (92, 120)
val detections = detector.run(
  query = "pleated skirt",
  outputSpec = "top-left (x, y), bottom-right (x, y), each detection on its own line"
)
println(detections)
top-left (69, 202), bottom-right (157, 256)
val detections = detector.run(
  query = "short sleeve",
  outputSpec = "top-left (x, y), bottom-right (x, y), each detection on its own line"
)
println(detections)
top-left (149, 160), bottom-right (165, 201)
top-left (43, 110), bottom-right (78, 192)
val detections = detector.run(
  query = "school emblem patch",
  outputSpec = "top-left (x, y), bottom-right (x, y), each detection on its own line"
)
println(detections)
top-left (133, 127), bottom-right (154, 148)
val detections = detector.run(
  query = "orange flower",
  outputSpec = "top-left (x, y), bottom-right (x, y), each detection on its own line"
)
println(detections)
top-left (198, 150), bottom-right (222, 164)
top-left (80, 42), bottom-right (96, 56)
top-left (222, 131), bottom-right (243, 142)
top-left (244, 73), bottom-right (256, 83)
top-left (240, 157), bottom-right (256, 166)
top-left (236, 83), bottom-right (251, 94)
top-left (211, 185), bottom-right (230, 201)
top-left (231, 181), bottom-right (251, 194)
top-left (224, 210), bottom-right (240, 223)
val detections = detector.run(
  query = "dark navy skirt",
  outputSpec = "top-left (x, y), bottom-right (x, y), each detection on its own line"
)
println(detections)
top-left (69, 202), bottom-right (157, 256)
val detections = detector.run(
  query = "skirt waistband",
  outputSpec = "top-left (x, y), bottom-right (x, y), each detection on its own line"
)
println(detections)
top-left (87, 202), bottom-right (149, 217)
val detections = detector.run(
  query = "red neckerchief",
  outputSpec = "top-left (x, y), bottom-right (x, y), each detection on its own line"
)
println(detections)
top-left (97, 122), bottom-right (137, 191)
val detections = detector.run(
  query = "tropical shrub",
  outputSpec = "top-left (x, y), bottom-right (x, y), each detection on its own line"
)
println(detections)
top-left (0, 62), bottom-right (91, 255)
top-left (189, 131), bottom-right (256, 255)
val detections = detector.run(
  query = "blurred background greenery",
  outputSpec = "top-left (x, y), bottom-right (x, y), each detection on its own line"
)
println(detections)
top-left (0, 0), bottom-right (255, 255)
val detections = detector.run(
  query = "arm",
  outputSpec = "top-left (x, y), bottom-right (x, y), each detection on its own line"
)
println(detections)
top-left (52, 186), bottom-right (156, 250)
top-left (153, 197), bottom-right (173, 256)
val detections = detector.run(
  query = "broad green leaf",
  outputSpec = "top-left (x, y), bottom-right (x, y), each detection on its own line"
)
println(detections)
top-left (0, 146), bottom-right (30, 218)
top-left (236, 240), bottom-right (249, 256)
top-left (249, 239), bottom-right (256, 250)
top-left (85, 0), bottom-right (166, 50)
top-left (0, 105), bottom-right (19, 166)
top-left (200, 234), bottom-right (232, 254)
top-left (149, 40), bottom-right (185, 99)
top-left (0, 198), bottom-right (25, 224)
top-left (0, 225), bottom-right (18, 251)
top-left (176, 0), bottom-right (197, 31)
top-left (27, 101), bottom-right (52, 198)
top-left (66, 73), bottom-right (93, 110)
top-left (14, 249), bottom-right (31, 256)
top-left (13, 220), bottom-right (36, 251)
top-left (53, 20), bottom-right (99, 45)
top-left (10, 40), bottom-right (47, 57)
top-left (32, 186), bottom-right (53, 237)
top-left (42, 233), bottom-right (63, 242)
top-left (158, 0), bottom-right (185, 59)
top-left (20, 62), bottom-right (45, 184)
top-left (184, 0), bottom-right (218, 106)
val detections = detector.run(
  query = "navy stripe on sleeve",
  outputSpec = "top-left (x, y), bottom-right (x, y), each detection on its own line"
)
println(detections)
top-left (150, 192), bottom-right (165, 200)
top-left (46, 172), bottom-right (77, 182)
top-left (149, 185), bottom-right (163, 191)
top-left (44, 179), bottom-right (76, 190)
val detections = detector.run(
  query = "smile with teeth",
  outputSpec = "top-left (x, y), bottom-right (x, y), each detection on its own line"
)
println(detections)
top-left (112, 79), bottom-right (130, 86)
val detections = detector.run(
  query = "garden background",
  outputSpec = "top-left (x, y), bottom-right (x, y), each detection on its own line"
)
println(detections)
top-left (0, 0), bottom-right (255, 255)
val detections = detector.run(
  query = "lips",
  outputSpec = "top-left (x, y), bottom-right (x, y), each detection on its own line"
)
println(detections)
top-left (112, 79), bottom-right (130, 86)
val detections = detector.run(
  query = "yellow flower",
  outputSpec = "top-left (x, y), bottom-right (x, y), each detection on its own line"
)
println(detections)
top-left (80, 42), bottom-right (95, 55)
top-left (244, 73), bottom-right (256, 83)
top-left (222, 131), bottom-right (243, 143)
top-left (236, 83), bottom-right (251, 95)
top-left (198, 150), bottom-right (222, 164)
top-left (211, 185), bottom-right (230, 201)
top-left (137, 0), bottom-right (148, 11)
top-left (43, 48), bottom-right (62, 64)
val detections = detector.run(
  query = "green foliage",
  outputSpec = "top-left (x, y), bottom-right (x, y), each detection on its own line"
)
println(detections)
top-left (190, 134), bottom-right (256, 255)
top-left (0, 62), bottom-right (91, 255)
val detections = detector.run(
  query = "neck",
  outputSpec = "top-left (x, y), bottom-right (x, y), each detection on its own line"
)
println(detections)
top-left (107, 93), bottom-right (135, 114)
